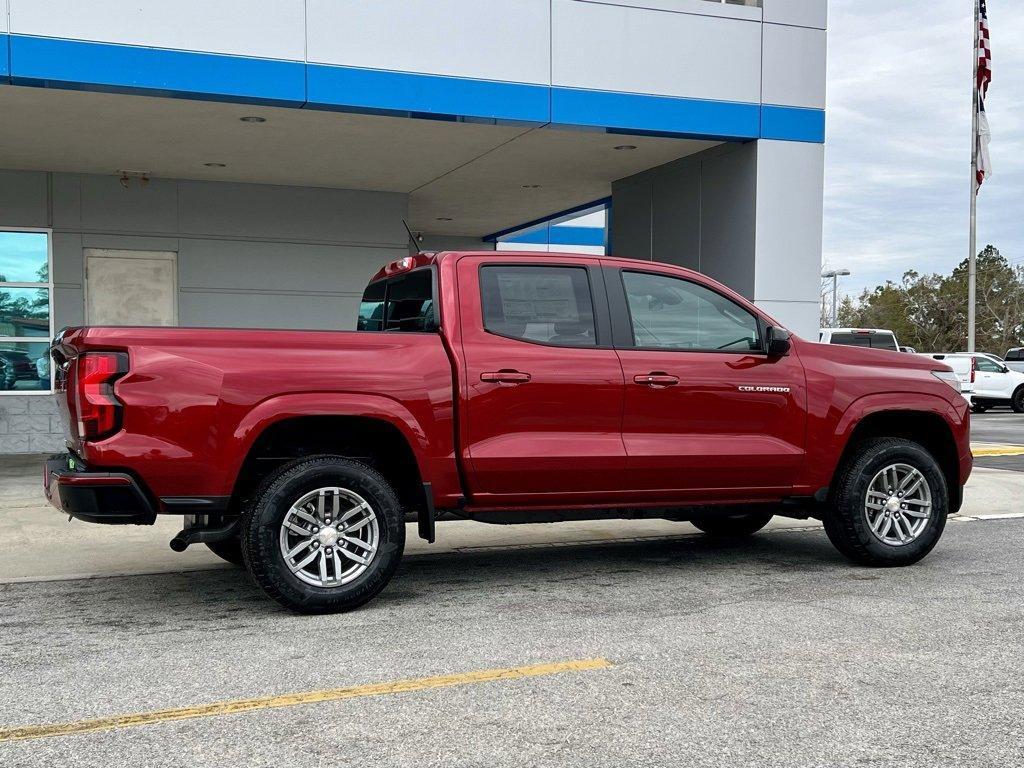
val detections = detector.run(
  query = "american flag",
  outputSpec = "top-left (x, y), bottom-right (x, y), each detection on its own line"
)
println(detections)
top-left (976, 0), bottom-right (992, 189)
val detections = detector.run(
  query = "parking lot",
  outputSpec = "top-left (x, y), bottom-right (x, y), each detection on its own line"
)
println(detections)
top-left (2, 441), bottom-right (1024, 767)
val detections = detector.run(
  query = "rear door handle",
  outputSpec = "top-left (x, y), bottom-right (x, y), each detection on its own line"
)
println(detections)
top-left (634, 372), bottom-right (679, 387)
top-left (481, 370), bottom-right (532, 384)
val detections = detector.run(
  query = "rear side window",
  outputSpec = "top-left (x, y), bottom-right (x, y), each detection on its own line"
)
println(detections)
top-left (829, 332), bottom-right (897, 351)
top-left (357, 268), bottom-right (436, 332)
top-left (480, 265), bottom-right (596, 347)
top-left (1007, 349), bottom-right (1023, 361)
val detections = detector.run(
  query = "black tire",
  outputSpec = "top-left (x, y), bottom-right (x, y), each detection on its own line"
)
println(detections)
top-left (1011, 387), bottom-right (1024, 414)
top-left (690, 510), bottom-right (773, 537)
top-left (823, 437), bottom-right (947, 567)
top-left (205, 537), bottom-right (245, 566)
top-left (241, 456), bottom-right (405, 614)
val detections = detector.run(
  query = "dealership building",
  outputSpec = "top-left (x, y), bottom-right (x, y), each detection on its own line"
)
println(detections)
top-left (0, 0), bottom-right (827, 453)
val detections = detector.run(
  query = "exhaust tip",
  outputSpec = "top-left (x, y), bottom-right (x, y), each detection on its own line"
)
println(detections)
top-left (169, 536), bottom-right (189, 552)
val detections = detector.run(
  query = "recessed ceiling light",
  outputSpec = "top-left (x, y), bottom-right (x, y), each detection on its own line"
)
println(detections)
top-left (521, 184), bottom-right (541, 189)
top-left (436, 217), bottom-right (453, 221)
top-left (239, 116), bottom-right (266, 123)
top-left (203, 162), bottom-right (226, 168)
top-left (614, 144), bottom-right (637, 151)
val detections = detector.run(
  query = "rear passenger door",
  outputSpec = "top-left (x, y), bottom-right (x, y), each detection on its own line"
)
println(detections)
top-left (457, 256), bottom-right (627, 506)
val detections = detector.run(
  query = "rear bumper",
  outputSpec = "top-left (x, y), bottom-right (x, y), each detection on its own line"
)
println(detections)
top-left (43, 453), bottom-right (156, 525)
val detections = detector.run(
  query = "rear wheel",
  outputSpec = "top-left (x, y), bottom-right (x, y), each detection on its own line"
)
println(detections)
top-left (823, 437), bottom-right (947, 566)
top-left (690, 511), bottom-right (773, 537)
top-left (1011, 387), bottom-right (1024, 414)
top-left (241, 456), bottom-right (405, 614)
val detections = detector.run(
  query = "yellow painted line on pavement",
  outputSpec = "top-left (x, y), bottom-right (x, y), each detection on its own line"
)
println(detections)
top-left (972, 445), bottom-right (1024, 457)
top-left (0, 658), bottom-right (612, 744)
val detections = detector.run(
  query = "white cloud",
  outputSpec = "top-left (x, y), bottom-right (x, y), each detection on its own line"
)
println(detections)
top-left (824, 0), bottom-right (1024, 297)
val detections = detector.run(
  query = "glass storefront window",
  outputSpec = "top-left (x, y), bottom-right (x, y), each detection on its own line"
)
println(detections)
top-left (0, 230), bottom-right (53, 393)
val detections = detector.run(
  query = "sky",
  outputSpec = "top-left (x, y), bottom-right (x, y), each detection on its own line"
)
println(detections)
top-left (824, 0), bottom-right (1024, 299)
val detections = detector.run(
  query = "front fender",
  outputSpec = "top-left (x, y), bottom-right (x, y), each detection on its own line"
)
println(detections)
top-left (803, 391), bottom-right (969, 493)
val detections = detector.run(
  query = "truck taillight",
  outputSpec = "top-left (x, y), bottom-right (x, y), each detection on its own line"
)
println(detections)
top-left (970, 356), bottom-right (977, 383)
top-left (75, 352), bottom-right (129, 441)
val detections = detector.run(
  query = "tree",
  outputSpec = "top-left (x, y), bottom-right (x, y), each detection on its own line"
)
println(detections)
top-left (837, 246), bottom-right (1024, 353)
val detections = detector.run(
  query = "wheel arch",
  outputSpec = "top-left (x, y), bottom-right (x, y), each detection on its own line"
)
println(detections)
top-left (833, 407), bottom-right (962, 514)
top-left (229, 397), bottom-right (431, 517)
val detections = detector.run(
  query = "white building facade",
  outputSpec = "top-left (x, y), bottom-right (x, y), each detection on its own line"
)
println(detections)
top-left (0, 0), bottom-right (827, 453)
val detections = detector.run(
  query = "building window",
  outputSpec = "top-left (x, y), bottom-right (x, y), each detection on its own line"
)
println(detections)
top-left (0, 229), bottom-right (53, 393)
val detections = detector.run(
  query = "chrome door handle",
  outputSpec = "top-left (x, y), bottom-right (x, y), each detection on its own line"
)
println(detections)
top-left (634, 373), bottom-right (679, 387)
top-left (481, 370), bottom-right (532, 384)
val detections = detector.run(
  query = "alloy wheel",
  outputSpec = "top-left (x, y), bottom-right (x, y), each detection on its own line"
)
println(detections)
top-left (863, 463), bottom-right (932, 547)
top-left (278, 487), bottom-right (380, 587)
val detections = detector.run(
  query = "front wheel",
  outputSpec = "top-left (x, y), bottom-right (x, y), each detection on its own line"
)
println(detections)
top-left (690, 510), bottom-right (773, 537)
top-left (241, 456), bottom-right (406, 614)
top-left (823, 437), bottom-right (947, 567)
top-left (1011, 387), bottom-right (1024, 414)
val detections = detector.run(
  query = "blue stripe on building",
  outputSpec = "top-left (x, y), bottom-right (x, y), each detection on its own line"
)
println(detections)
top-left (551, 86), bottom-right (762, 141)
top-left (504, 226), bottom-right (606, 247)
top-left (4, 34), bottom-right (825, 144)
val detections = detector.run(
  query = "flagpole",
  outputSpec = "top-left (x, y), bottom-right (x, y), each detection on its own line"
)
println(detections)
top-left (967, 0), bottom-right (979, 353)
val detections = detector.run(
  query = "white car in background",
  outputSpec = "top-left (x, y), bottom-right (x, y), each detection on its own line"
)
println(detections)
top-left (921, 353), bottom-right (1024, 413)
top-left (819, 328), bottom-right (900, 352)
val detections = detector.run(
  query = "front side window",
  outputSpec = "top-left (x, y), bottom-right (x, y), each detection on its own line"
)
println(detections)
top-left (480, 265), bottom-right (596, 347)
top-left (621, 271), bottom-right (760, 352)
top-left (357, 268), bottom-right (436, 333)
top-left (0, 230), bottom-right (52, 393)
top-left (975, 356), bottom-right (1003, 373)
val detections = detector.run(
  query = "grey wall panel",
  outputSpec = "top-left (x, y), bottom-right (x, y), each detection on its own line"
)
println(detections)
top-left (306, 0), bottom-right (551, 86)
top-left (176, 182), bottom-right (408, 246)
top-left (608, 180), bottom-right (652, 260)
top-left (50, 174), bottom-right (81, 230)
top-left (177, 239), bottom-right (404, 296)
top-left (53, 287), bottom-right (85, 328)
top-left (763, 0), bottom-right (828, 29)
top-left (755, 300), bottom-right (820, 339)
top-left (552, 0), bottom-right (761, 103)
top-left (79, 175), bottom-right (179, 233)
top-left (575, 1), bottom-right (760, 22)
top-left (761, 24), bottom-right (827, 109)
top-left (0, 170), bottom-right (48, 227)
top-left (51, 232), bottom-right (83, 285)
top-left (753, 140), bottom-right (824, 309)
top-left (652, 168), bottom-right (700, 270)
top-left (699, 144), bottom-right (756, 298)
top-left (9, 0), bottom-right (306, 61)
top-left (420, 235), bottom-right (494, 252)
top-left (178, 292), bottom-right (363, 332)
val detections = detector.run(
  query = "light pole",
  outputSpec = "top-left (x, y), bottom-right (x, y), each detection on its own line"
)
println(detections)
top-left (821, 269), bottom-right (851, 326)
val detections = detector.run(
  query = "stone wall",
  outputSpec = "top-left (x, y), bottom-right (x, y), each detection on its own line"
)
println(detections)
top-left (0, 396), bottom-right (66, 455)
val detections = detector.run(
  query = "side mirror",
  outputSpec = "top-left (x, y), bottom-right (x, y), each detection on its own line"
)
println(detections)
top-left (765, 326), bottom-right (791, 357)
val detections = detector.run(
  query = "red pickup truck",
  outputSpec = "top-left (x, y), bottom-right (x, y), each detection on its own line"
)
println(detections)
top-left (45, 251), bottom-right (971, 613)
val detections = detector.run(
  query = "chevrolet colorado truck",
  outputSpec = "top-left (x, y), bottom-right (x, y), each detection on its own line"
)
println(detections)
top-left (45, 251), bottom-right (972, 613)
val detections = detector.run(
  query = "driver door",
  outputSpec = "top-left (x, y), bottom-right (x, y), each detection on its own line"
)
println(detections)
top-left (608, 265), bottom-right (807, 502)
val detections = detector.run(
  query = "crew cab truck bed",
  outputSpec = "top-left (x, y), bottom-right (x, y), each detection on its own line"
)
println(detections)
top-left (46, 251), bottom-right (972, 612)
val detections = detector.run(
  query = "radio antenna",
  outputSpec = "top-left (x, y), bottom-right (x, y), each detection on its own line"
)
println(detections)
top-left (402, 220), bottom-right (423, 252)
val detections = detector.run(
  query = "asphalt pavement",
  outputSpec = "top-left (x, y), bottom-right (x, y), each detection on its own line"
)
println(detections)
top-left (2, 459), bottom-right (1024, 766)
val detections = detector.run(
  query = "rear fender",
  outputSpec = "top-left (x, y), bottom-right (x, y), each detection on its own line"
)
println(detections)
top-left (229, 392), bottom-right (432, 490)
